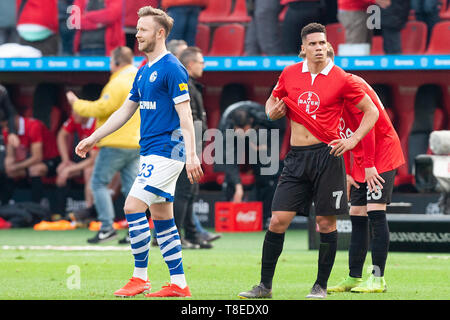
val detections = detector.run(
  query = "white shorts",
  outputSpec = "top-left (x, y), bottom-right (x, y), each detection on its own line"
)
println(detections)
top-left (128, 154), bottom-right (185, 207)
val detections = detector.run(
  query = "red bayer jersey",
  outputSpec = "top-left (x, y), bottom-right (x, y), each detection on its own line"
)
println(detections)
top-left (2, 117), bottom-right (60, 161)
top-left (62, 116), bottom-right (96, 140)
top-left (273, 61), bottom-right (366, 144)
top-left (62, 116), bottom-right (98, 151)
top-left (340, 75), bottom-right (405, 182)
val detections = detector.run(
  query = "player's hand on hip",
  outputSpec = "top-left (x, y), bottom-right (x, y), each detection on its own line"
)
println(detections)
top-left (328, 137), bottom-right (358, 157)
top-left (75, 136), bottom-right (96, 159)
top-left (268, 98), bottom-right (286, 121)
top-left (346, 174), bottom-right (359, 201)
top-left (364, 166), bottom-right (385, 193)
top-left (185, 155), bottom-right (203, 184)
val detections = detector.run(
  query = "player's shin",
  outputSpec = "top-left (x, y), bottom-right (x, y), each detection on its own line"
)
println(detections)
top-left (315, 230), bottom-right (338, 289)
top-left (349, 215), bottom-right (369, 278)
top-left (367, 210), bottom-right (389, 277)
top-left (260, 230), bottom-right (285, 289)
top-left (126, 212), bottom-right (151, 280)
top-left (153, 219), bottom-right (187, 289)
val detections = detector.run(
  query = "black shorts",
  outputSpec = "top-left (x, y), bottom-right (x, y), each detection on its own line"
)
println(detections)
top-left (43, 156), bottom-right (61, 177)
top-left (271, 143), bottom-right (348, 216)
top-left (350, 169), bottom-right (397, 206)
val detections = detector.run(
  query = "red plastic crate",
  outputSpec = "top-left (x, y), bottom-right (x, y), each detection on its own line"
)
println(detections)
top-left (215, 202), bottom-right (263, 232)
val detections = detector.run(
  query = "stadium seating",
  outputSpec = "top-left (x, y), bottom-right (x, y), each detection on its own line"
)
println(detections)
top-left (325, 23), bottom-right (346, 53)
top-left (401, 21), bottom-right (427, 54)
top-left (208, 24), bottom-right (245, 56)
top-left (371, 21), bottom-right (428, 55)
top-left (199, 0), bottom-right (232, 23)
top-left (195, 24), bottom-right (211, 54)
top-left (371, 36), bottom-right (384, 55)
top-left (223, 0), bottom-right (251, 23)
top-left (425, 21), bottom-right (450, 54)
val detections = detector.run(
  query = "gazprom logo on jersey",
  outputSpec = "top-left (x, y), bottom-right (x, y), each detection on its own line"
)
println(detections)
top-left (139, 101), bottom-right (157, 110)
top-left (298, 91), bottom-right (320, 115)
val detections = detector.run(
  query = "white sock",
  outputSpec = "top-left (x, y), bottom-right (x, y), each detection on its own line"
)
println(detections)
top-left (133, 267), bottom-right (148, 281)
top-left (171, 274), bottom-right (187, 289)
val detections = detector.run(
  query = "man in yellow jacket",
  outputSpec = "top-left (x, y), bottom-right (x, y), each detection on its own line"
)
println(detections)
top-left (66, 46), bottom-right (140, 244)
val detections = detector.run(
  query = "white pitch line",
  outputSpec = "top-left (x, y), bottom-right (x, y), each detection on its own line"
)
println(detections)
top-left (1, 245), bottom-right (131, 251)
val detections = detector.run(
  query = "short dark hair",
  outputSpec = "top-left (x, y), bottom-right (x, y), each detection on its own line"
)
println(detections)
top-left (179, 46), bottom-right (202, 68)
top-left (232, 109), bottom-right (252, 128)
top-left (301, 23), bottom-right (327, 42)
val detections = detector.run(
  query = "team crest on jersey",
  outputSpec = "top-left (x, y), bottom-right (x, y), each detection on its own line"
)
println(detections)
top-left (149, 71), bottom-right (158, 82)
top-left (298, 91), bottom-right (320, 116)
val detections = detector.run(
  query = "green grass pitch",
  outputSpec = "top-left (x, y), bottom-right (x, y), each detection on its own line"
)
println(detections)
top-left (0, 228), bottom-right (449, 300)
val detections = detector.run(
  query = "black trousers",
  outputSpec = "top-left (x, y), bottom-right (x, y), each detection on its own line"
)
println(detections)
top-left (173, 166), bottom-right (199, 240)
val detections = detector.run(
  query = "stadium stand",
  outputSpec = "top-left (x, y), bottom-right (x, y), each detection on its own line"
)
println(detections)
top-left (208, 23), bottom-right (245, 56)
top-left (195, 24), bottom-right (211, 54)
top-left (223, 0), bottom-right (251, 23)
top-left (425, 21), bottom-right (450, 54)
top-left (325, 23), bottom-right (346, 55)
top-left (401, 21), bottom-right (428, 54)
top-left (371, 21), bottom-right (428, 55)
top-left (198, 0), bottom-right (232, 23)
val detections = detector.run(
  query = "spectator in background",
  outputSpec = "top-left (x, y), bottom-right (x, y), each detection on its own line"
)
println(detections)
top-left (411, 0), bottom-right (441, 43)
top-left (66, 46), bottom-right (140, 244)
top-left (59, 0), bottom-right (75, 56)
top-left (0, 85), bottom-right (19, 148)
top-left (245, 0), bottom-right (283, 55)
top-left (124, 0), bottom-right (159, 52)
top-left (1, 115), bottom-right (61, 206)
top-left (73, 0), bottom-right (125, 56)
top-left (281, 0), bottom-right (324, 55)
top-left (176, 46), bottom-right (221, 248)
top-left (338, 0), bottom-right (391, 48)
top-left (380, 0), bottom-right (410, 54)
top-left (216, 102), bottom-right (285, 229)
top-left (55, 110), bottom-right (97, 219)
top-left (0, 0), bottom-right (19, 45)
top-left (167, 39), bottom-right (188, 57)
top-left (162, 0), bottom-right (208, 46)
top-left (16, 0), bottom-right (59, 56)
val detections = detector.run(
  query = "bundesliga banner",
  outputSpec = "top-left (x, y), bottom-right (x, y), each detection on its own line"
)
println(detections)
top-left (308, 211), bottom-right (450, 253)
top-left (1, 55), bottom-right (450, 72)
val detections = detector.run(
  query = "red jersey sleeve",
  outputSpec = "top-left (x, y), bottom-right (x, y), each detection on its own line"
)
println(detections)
top-left (62, 116), bottom-right (76, 134)
top-left (342, 74), bottom-right (366, 108)
top-left (271, 70), bottom-right (287, 99)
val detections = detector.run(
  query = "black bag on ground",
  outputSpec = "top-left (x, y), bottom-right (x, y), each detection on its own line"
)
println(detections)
top-left (0, 202), bottom-right (51, 227)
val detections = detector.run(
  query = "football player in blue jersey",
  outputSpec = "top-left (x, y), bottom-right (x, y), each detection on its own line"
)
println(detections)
top-left (75, 6), bottom-right (203, 298)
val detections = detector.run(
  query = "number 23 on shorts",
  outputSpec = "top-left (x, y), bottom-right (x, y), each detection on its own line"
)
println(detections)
top-left (138, 163), bottom-right (154, 178)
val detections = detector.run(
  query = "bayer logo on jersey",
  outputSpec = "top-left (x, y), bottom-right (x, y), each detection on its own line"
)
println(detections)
top-left (149, 71), bottom-right (158, 82)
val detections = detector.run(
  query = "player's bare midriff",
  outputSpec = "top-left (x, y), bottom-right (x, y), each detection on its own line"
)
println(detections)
top-left (290, 120), bottom-right (322, 146)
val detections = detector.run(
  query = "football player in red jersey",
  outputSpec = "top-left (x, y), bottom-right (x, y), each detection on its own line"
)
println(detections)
top-left (321, 44), bottom-right (405, 294)
top-left (1, 115), bottom-right (61, 204)
top-left (238, 23), bottom-right (379, 299)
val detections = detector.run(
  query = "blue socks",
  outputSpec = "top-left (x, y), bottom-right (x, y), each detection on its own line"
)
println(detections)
top-left (153, 218), bottom-right (187, 288)
top-left (126, 212), bottom-right (151, 280)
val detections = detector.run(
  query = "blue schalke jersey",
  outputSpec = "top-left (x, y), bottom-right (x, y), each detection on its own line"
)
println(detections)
top-left (129, 52), bottom-right (190, 161)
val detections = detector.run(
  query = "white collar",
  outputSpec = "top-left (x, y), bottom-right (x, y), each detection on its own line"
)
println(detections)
top-left (302, 59), bottom-right (334, 75)
top-left (147, 51), bottom-right (169, 68)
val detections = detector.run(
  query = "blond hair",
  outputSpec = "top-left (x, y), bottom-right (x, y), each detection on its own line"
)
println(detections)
top-left (138, 6), bottom-right (174, 38)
